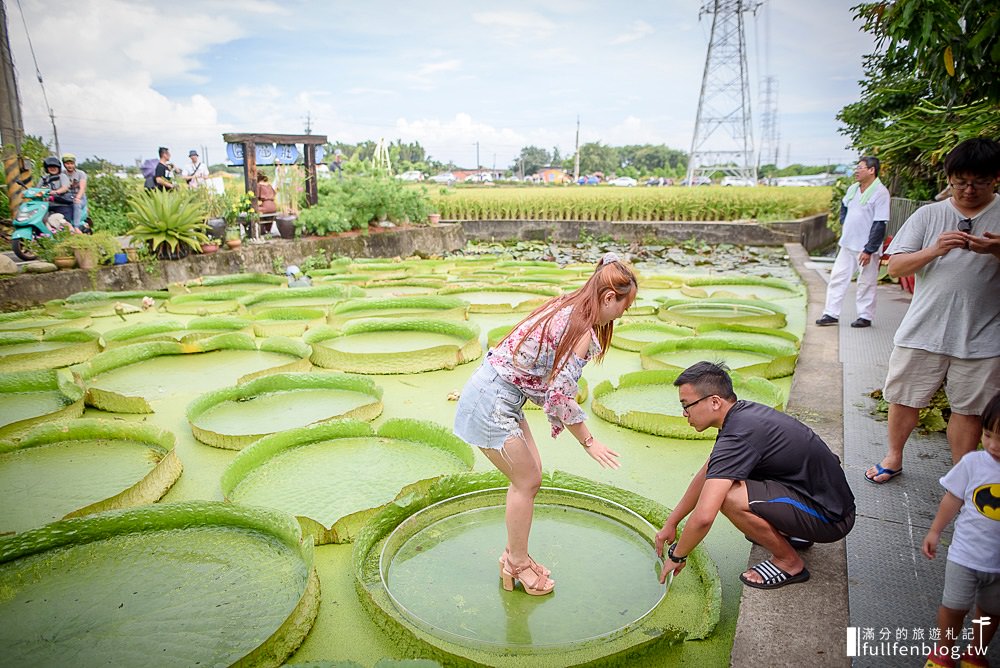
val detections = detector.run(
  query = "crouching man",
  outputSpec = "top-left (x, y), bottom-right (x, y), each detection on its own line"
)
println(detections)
top-left (654, 362), bottom-right (856, 590)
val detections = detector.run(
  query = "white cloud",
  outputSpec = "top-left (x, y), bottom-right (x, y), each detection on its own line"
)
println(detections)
top-left (472, 10), bottom-right (556, 44)
top-left (609, 20), bottom-right (654, 45)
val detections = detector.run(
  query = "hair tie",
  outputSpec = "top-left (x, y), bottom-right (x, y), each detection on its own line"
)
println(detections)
top-left (601, 252), bottom-right (621, 266)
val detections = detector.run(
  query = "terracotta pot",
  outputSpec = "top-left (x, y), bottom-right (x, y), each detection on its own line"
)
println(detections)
top-left (53, 255), bottom-right (77, 269)
top-left (428, 213), bottom-right (441, 225)
top-left (226, 238), bottom-right (242, 250)
top-left (125, 247), bottom-right (139, 263)
top-left (201, 243), bottom-right (219, 254)
top-left (74, 249), bottom-right (97, 270)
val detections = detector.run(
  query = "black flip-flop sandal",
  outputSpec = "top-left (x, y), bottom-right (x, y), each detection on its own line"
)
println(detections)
top-left (739, 560), bottom-right (810, 590)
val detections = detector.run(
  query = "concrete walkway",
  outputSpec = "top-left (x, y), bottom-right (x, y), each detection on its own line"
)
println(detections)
top-left (731, 244), bottom-right (998, 667)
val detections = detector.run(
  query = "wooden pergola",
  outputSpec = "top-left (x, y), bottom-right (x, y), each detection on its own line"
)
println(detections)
top-left (222, 132), bottom-right (328, 209)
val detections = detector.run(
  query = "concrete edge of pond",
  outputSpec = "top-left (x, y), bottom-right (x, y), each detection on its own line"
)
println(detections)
top-left (1, 216), bottom-right (834, 312)
top-left (729, 242), bottom-right (849, 668)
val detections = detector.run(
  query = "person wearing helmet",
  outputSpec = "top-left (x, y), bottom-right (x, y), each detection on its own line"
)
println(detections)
top-left (40, 156), bottom-right (74, 222)
top-left (62, 153), bottom-right (88, 227)
top-left (285, 265), bottom-right (312, 288)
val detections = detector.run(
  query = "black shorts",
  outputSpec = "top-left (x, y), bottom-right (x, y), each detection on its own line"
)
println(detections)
top-left (745, 479), bottom-right (855, 543)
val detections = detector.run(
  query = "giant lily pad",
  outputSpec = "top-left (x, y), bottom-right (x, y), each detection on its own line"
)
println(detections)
top-left (0, 369), bottom-right (85, 439)
top-left (696, 322), bottom-right (800, 349)
top-left (679, 275), bottom-right (802, 301)
top-left (592, 369), bottom-right (784, 439)
top-left (438, 285), bottom-right (560, 313)
top-left (0, 329), bottom-right (102, 371)
top-left (611, 321), bottom-right (696, 351)
top-left (354, 470), bottom-right (720, 666)
top-left (252, 307), bottom-right (328, 337)
top-left (221, 419), bottom-right (474, 544)
top-left (240, 285), bottom-right (365, 313)
top-left (72, 333), bottom-right (311, 413)
top-left (640, 337), bottom-right (799, 379)
top-left (168, 273), bottom-right (286, 294)
top-left (327, 296), bottom-right (469, 327)
top-left (164, 289), bottom-right (253, 315)
top-left (0, 308), bottom-right (92, 333)
top-left (0, 418), bottom-right (182, 533)
top-left (657, 298), bottom-right (787, 329)
top-left (187, 372), bottom-right (384, 449)
top-left (102, 316), bottom-right (254, 348)
top-left (0, 502), bottom-right (319, 667)
top-left (304, 319), bottom-right (481, 374)
top-left (46, 291), bottom-right (170, 317)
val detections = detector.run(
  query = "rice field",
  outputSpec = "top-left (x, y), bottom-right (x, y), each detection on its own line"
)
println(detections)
top-left (429, 185), bottom-right (831, 222)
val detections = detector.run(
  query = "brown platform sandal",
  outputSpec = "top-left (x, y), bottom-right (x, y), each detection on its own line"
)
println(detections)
top-left (499, 548), bottom-right (550, 577)
top-left (500, 559), bottom-right (555, 596)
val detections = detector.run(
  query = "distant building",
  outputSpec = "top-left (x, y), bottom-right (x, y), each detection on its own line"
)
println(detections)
top-left (536, 168), bottom-right (571, 184)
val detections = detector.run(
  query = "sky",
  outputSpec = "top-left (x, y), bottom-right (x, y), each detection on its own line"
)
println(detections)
top-left (6, 0), bottom-right (877, 172)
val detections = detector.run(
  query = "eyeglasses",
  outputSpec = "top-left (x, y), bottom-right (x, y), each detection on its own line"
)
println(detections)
top-left (680, 395), bottom-right (714, 414)
top-left (958, 218), bottom-right (973, 233)
top-left (950, 179), bottom-right (994, 191)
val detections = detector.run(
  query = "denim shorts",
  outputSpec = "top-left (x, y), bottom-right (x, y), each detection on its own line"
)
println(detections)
top-left (453, 360), bottom-right (527, 450)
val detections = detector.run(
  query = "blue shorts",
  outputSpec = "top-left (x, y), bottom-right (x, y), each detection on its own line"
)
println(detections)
top-left (453, 361), bottom-right (527, 450)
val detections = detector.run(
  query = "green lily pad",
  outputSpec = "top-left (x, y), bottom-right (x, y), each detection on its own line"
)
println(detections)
top-left (696, 322), bottom-right (800, 349)
top-left (46, 291), bottom-right (170, 317)
top-left (252, 307), bottom-right (328, 337)
top-left (0, 369), bottom-right (85, 439)
top-left (164, 289), bottom-right (253, 315)
top-left (640, 337), bottom-right (799, 379)
top-left (222, 419), bottom-right (474, 544)
top-left (72, 333), bottom-right (312, 413)
top-left (438, 285), bottom-right (560, 313)
top-left (305, 319), bottom-right (481, 374)
top-left (327, 296), bottom-right (469, 327)
top-left (187, 372), bottom-right (384, 450)
top-left (611, 321), bottom-right (696, 351)
top-left (0, 329), bottom-right (102, 371)
top-left (657, 298), bottom-right (787, 329)
top-left (679, 275), bottom-right (802, 301)
top-left (0, 308), bottom-right (92, 333)
top-left (0, 502), bottom-right (319, 667)
top-left (240, 285), bottom-right (365, 313)
top-left (353, 471), bottom-right (720, 666)
top-left (592, 369), bottom-right (784, 439)
top-left (0, 418), bottom-right (182, 533)
top-left (169, 273), bottom-right (286, 293)
top-left (102, 317), bottom-right (254, 348)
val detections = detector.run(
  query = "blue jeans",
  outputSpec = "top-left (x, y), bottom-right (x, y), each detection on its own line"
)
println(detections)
top-left (73, 195), bottom-right (87, 227)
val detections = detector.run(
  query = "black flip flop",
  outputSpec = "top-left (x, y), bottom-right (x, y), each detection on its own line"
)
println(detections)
top-left (739, 560), bottom-right (810, 590)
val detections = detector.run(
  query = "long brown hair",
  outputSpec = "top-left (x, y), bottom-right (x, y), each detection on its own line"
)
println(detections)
top-left (502, 254), bottom-right (637, 380)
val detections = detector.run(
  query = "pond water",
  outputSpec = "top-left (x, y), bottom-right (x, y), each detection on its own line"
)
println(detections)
top-left (0, 391), bottom-right (72, 427)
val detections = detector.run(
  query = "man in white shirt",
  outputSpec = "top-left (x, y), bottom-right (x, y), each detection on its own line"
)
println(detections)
top-left (816, 156), bottom-right (890, 328)
top-left (181, 150), bottom-right (209, 188)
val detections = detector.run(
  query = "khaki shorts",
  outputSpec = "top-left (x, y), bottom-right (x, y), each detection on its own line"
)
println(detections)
top-left (883, 347), bottom-right (1000, 415)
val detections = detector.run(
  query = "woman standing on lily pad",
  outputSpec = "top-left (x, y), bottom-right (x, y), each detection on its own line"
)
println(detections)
top-left (453, 252), bottom-right (637, 596)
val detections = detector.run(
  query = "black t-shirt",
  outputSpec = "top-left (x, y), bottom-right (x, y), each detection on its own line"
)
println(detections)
top-left (706, 400), bottom-right (855, 521)
top-left (154, 162), bottom-right (171, 190)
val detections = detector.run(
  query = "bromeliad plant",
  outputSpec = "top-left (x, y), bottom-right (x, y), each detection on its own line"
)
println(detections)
top-left (127, 189), bottom-right (210, 259)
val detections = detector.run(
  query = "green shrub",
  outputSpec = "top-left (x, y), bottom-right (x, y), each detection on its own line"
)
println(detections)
top-left (127, 189), bottom-right (209, 257)
top-left (301, 177), bottom-right (433, 236)
top-left (88, 172), bottom-right (142, 235)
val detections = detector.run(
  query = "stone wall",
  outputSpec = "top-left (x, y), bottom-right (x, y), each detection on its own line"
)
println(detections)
top-left (0, 224), bottom-right (465, 311)
top-left (460, 213), bottom-right (835, 251)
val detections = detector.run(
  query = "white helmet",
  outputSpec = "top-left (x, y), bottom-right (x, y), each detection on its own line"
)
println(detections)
top-left (286, 265), bottom-right (300, 276)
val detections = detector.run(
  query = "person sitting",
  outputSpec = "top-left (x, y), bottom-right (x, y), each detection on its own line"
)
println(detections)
top-left (255, 170), bottom-right (277, 235)
top-left (656, 362), bottom-right (856, 590)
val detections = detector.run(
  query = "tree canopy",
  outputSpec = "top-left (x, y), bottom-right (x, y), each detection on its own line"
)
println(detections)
top-left (837, 1), bottom-right (1000, 199)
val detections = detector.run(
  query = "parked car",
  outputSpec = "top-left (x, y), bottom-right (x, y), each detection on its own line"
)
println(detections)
top-left (576, 175), bottom-right (600, 185)
top-left (396, 170), bottom-right (425, 182)
top-left (609, 176), bottom-right (637, 187)
top-left (720, 176), bottom-right (755, 187)
top-left (429, 172), bottom-right (456, 185)
top-left (464, 172), bottom-right (494, 183)
top-left (680, 176), bottom-right (712, 186)
top-left (645, 177), bottom-right (673, 186)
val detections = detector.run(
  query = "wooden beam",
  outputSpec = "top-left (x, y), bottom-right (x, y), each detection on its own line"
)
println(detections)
top-left (304, 145), bottom-right (318, 206)
top-left (223, 133), bottom-right (327, 145)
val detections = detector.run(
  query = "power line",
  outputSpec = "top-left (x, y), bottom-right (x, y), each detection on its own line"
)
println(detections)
top-left (14, 0), bottom-right (58, 155)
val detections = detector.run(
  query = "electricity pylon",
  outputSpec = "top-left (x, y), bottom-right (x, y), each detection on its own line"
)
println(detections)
top-left (687, 0), bottom-right (761, 186)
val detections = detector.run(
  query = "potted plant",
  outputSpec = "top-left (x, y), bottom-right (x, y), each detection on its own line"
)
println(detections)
top-left (53, 231), bottom-right (121, 270)
top-left (24, 228), bottom-right (73, 267)
top-left (224, 224), bottom-right (242, 249)
top-left (127, 188), bottom-right (209, 260)
top-left (203, 190), bottom-right (229, 241)
top-left (274, 163), bottom-right (301, 239)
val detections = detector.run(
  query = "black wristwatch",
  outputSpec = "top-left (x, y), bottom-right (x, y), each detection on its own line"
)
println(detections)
top-left (667, 543), bottom-right (687, 564)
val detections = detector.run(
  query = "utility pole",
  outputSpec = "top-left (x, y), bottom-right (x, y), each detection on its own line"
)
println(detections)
top-left (687, 0), bottom-right (761, 186)
top-left (475, 141), bottom-right (480, 170)
top-left (573, 115), bottom-right (581, 181)
top-left (0, 0), bottom-right (29, 207)
top-left (304, 112), bottom-right (312, 135)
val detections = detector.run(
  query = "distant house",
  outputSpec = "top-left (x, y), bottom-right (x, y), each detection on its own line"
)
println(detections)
top-left (536, 168), bottom-right (571, 184)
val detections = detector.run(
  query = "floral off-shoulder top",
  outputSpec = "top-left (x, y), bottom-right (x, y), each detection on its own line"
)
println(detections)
top-left (489, 304), bottom-right (600, 438)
